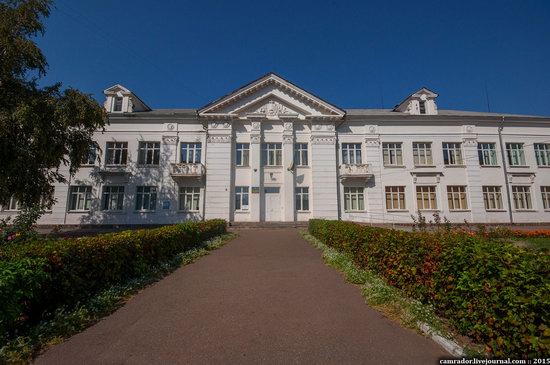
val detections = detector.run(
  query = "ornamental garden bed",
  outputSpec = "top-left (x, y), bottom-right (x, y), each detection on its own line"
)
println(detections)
top-left (308, 219), bottom-right (550, 357)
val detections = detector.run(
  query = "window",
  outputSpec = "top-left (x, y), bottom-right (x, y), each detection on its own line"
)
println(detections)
top-left (542, 187), bottom-right (550, 210)
top-left (416, 186), bottom-right (437, 210)
top-left (135, 186), bottom-right (157, 211)
top-left (105, 142), bottom-right (128, 165)
top-left (235, 186), bottom-right (249, 210)
top-left (101, 186), bottom-right (125, 211)
top-left (179, 187), bottom-right (200, 211)
top-left (419, 100), bottom-right (426, 114)
top-left (236, 143), bottom-right (250, 166)
top-left (113, 96), bottom-right (123, 112)
top-left (69, 186), bottom-right (92, 211)
top-left (442, 143), bottom-right (463, 165)
top-left (180, 143), bottom-right (202, 163)
top-left (447, 186), bottom-right (468, 210)
top-left (534, 143), bottom-right (550, 166)
top-left (344, 187), bottom-right (364, 211)
top-left (483, 186), bottom-right (503, 210)
top-left (138, 142), bottom-right (160, 165)
top-left (83, 144), bottom-right (97, 165)
top-left (506, 143), bottom-right (526, 166)
top-left (295, 187), bottom-right (309, 211)
top-left (382, 143), bottom-right (403, 166)
top-left (478, 143), bottom-right (498, 166)
top-left (294, 143), bottom-right (308, 166)
top-left (413, 142), bottom-right (433, 166)
top-left (512, 186), bottom-right (532, 210)
top-left (385, 186), bottom-right (406, 210)
top-left (2, 197), bottom-right (20, 211)
top-left (342, 143), bottom-right (362, 164)
top-left (262, 143), bottom-right (282, 166)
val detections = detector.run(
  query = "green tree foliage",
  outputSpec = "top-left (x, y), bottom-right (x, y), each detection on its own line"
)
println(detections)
top-left (0, 0), bottom-right (106, 209)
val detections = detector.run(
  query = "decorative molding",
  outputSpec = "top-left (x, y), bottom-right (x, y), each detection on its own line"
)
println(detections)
top-left (313, 124), bottom-right (322, 131)
top-left (162, 135), bottom-right (178, 145)
top-left (368, 125), bottom-right (377, 134)
top-left (223, 122), bottom-right (231, 129)
top-left (251, 121), bottom-right (261, 130)
top-left (207, 135), bottom-right (232, 143)
top-left (166, 123), bottom-right (175, 131)
top-left (284, 122), bottom-right (293, 131)
top-left (250, 134), bottom-right (261, 144)
top-left (327, 124), bottom-right (335, 131)
top-left (311, 136), bottom-right (336, 145)
top-left (463, 125), bottom-right (476, 134)
top-left (462, 138), bottom-right (478, 147)
top-left (254, 100), bottom-right (294, 117)
top-left (283, 135), bottom-right (294, 144)
top-left (364, 137), bottom-right (380, 147)
top-left (209, 122), bottom-right (218, 129)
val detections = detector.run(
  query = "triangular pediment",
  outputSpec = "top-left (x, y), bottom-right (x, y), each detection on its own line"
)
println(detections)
top-left (103, 84), bottom-right (131, 95)
top-left (198, 73), bottom-right (345, 120)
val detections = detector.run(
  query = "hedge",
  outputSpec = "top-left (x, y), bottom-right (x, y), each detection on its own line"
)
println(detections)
top-left (0, 220), bottom-right (226, 335)
top-left (308, 219), bottom-right (550, 357)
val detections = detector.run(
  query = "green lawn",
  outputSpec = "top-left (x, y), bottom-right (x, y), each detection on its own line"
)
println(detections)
top-left (511, 237), bottom-right (550, 251)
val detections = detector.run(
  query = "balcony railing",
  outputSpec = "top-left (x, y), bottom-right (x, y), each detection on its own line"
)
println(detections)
top-left (170, 163), bottom-right (205, 178)
top-left (339, 163), bottom-right (372, 181)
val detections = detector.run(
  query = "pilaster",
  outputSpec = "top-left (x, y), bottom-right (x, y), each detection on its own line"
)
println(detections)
top-left (282, 120), bottom-right (295, 221)
top-left (462, 131), bottom-right (484, 223)
top-left (364, 134), bottom-right (384, 223)
top-left (310, 122), bottom-right (338, 219)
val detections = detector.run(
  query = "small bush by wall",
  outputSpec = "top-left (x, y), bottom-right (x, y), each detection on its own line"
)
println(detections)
top-left (0, 220), bottom-right (226, 335)
top-left (308, 219), bottom-right (550, 357)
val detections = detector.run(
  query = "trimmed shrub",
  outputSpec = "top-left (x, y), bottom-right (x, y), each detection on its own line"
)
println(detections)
top-left (0, 220), bottom-right (226, 334)
top-left (308, 219), bottom-right (550, 357)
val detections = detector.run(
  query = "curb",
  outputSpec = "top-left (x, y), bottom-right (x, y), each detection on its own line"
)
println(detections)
top-left (418, 322), bottom-right (464, 357)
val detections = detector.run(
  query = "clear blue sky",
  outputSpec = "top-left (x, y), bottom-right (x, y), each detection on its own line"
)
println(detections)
top-left (36, 0), bottom-right (550, 116)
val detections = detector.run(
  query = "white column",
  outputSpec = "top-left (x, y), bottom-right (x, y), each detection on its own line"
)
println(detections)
top-left (463, 136), bottom-right (484, 223)
top-left (249, 120), bottom-right (262, 222)
top-left (311, 124), bottom-right (338, 219)
top-left (204, 121), bottom-right (232, 221)
top-left (282, 120), bottom-right (295, 222)
top-left (365, 136), bottom-right (384, 223)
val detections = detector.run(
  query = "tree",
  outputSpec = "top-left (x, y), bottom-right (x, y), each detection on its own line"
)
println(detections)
top-left (0, 0), bottom-right (106, 209)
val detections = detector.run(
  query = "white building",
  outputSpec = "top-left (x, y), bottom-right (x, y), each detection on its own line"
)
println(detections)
top-left (3, 73), bottom-right (550, 225)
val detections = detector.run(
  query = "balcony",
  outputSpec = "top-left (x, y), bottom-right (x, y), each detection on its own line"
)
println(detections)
top-left (339, 164), bottom-right (373, 182)
top-left (170, 163), bottom-right (205, 180)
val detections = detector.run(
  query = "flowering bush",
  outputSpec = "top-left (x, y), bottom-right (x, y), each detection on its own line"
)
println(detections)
top-left (0, 205), bottom-right (45, 245)
top-left (0, 220), bottom-right (226, 335)
top-left (308, 219), bottom-right (550, 357)
top-left (511, 229), bottom-right (550, 238)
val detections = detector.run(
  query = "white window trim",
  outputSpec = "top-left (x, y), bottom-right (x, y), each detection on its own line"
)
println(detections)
top-left (135, 186), bottom-right (158, 212)
top-left (138, 142), bottom-right (161, 166)
top-left (447, 186), bottom-right (469, 211)
top-left (236, 143), bottom-right (250, 167)
top-left (412, 142), bottom-right (434, 166)
top-left (180, 142), bottom-right (202, 164)
top-left (442, 142), bottom-right (464, 166)
top-left (341, 143), bottom-right (362, 165)
top-left (178, 187), bottom-right (200, 212)
top-left (415, 185), bottom-right (439, 211)
top-left (295, 187), bottom-right (310, 211)
top-left (482, 186), bottom-right (504, 211)
top-left (294, 143), bottom-right (309, 167)
top-left (235, 186), bottom-right (250, 211)
top-left (343, 187), bottom-right (365, 211)
top-left (478, 143), bottom-right (498, 166)
top-left (511, 185), bottom-right (534, 211)
top-left (385, 186), bottom-right (406, 211)
top-left (382, 143), bottom-right (404, 166)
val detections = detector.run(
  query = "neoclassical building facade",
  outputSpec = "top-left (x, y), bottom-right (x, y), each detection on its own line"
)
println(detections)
top-left (2, 73), bottom-right (550, 225)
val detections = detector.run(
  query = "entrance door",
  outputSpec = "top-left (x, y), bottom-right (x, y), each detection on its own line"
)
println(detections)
top-left (264, 187), bottom-right (281, 222)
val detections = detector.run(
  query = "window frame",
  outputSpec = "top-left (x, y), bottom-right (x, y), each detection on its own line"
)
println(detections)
top-left (512, 185), bottom-right (533, 211)
top-left (343, 187), bottom-right (365, 211)
top-left (416, 185), bottom-right (438, 210)
top-left (135, 186), bottom-right (157, 211)
top-left (506, 143), bottom-right (526, 166)
top-left (541, 186), bottom-right (550, 210)
top-left (294, 143), bottom-right (309, 167)
top-left (295, 187), bottom-right (310, 211)
top-left (341, 143), bottom-right (362, 165)
top-left (235, 143), bottom-right (250, 167)
top-left (235, 186), bottom-right (249, 211)
top-left (68, 186), bottom-right (93, 212)
top-left (262, 143), bottom-right (282, 167)
top-left (412, 142), bottom-right (433, 166)
top-left (113, 96), bottom-right (123, 112)
top-left (82, 144), bottom-right (98, 166)
top-left (442, 142), bottom-right (463, 166)
top-left (382, 142), bottom-right (403, 166)
top-left (477, 143), bottom-right (498, 166)
top-left (105, 142), bottom-right (128, 165)
top-left (178, 187), bottom-right (200, 212)
top-left (482, 186), bottom-right (504, 211)
top-left (385, 186), bottom-right (406, 211)
top-left (138, 142), bottom-right (161, 166)
top-left (180, 142), bottom-right (202, 164)
top-left (419, 100), bottom-right (426, 114)
top-left (101, 185), bottom-right (125, 211)
top-left (447, 186), bottom-right (469, 211)
top-left (534, 143), bottom-right (550, 167)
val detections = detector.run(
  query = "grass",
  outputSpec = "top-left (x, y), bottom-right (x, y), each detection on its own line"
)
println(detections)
top-left (299, 229), bottom-right (485, 357)
top-left (0, 232), bottom-right (237, 365)
top-left (511, 237), bottom-right (550, 251)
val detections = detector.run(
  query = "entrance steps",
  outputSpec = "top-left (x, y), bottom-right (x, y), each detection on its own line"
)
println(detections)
top-left (228, 221), bottom-right (308, 229)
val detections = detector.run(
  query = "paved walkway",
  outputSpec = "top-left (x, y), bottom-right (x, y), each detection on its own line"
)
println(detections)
top-left (36, 229), bottom-right (446, 365)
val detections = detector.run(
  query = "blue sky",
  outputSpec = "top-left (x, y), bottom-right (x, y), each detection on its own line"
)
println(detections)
top-left (37, 0), bottom-right (550, 115)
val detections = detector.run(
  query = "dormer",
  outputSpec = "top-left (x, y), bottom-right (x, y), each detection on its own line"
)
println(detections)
top-left (393, 87), bottom-right (438, 115)
top-left (103, 84), bottom-right (151, 113)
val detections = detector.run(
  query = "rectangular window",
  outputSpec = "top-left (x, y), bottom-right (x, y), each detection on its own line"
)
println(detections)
top-left (506, 143), bottom-right (526, 166)
top-left (416, 186), bottom-right (437, 210)
top-left (419, 101), bottom-right (426, 114)
top-left (295, 187), bottom-right (309, 211)
top-left (534, 143), bottom-right (550, 166)
top-left (442, 142), bottom-right (463, 165)
top-left (135, 186), bottom-right (157, 211)
top-left (482, 186), bottom-right (503, 210)
top-left (138, 142), bottom-right (160, 165)
top-left (382, 143), bottom-right (403, 166)
top-left (542, 187), bottom-right (550, 210)
top-left (235, 186), bottom-right (249, 210)
top-left (101, 186), bottom-right (125, 211)
top-left (512, 185), bottom-right (532, 210)
top-left (447, 186), bottom-right (468, 210)
top-left (344, 187), bottom-right (365, 211)
top-left (385, 186), bottom-right (406, 210)
top-left (477, 143), bottom-right (498, 166)
top-left (294, 143), bottom-right (309, 166)
top-left (178, 187), bottom-right (200, 211)
top-left (69, 186), bottom-right (92, 211)
top-left (262, 143), bottom-right (282, 166)
top-left (236, 143), bottom-right (250, 166)
top-left (2, 197), bottom-right (20, 211)
top-left (342, 143), bottom-right (362, 164)
top-left (113, 96), bottom-right (123, 112)
top-left (413, 142), bottom-right (433, 166)
top-left (83, 144), bottom-right (97, 165)
top-left (105, 142), bottom-right (128, 165)
top-left (180, 142), bottom-right (202, 163)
